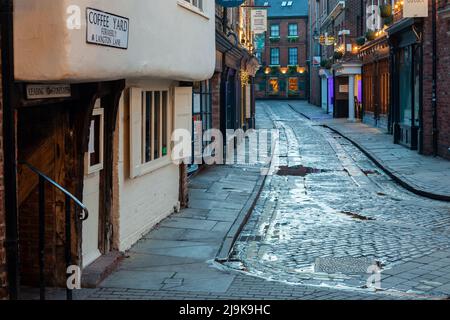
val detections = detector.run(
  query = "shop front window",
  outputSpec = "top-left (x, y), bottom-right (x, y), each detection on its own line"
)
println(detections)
top-left (288, 77), bottom-right (299, 92)
top-left (399, 46), bottom-right (412, 126)
top-left (193, 81), bottom-right (212, 132)
top-left (414, 47), bottom-right (421, 127)
top-left (269, 78), bottom-right (279, 94)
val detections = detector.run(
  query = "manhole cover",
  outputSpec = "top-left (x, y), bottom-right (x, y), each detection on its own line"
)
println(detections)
top-left (314, 257), bottom-right (377, 274)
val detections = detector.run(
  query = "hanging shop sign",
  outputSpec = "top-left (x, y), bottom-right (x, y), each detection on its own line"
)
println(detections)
top-left (26, 84), bottom-right (72, 99)
top-left (216, 0), bottom-right (245, 7)
top-left (339, 85), bottom-right (349, 93)
top-left (312, 56), bottom-right (321, 67)
top-left (251, 9), bottom-right (267, 34)
top-left (86, 8), bottom-right (129, 49)
top-left (319, 35), bottom-right (335, 46)
top-left (403, 0), bottom-right (428, 18)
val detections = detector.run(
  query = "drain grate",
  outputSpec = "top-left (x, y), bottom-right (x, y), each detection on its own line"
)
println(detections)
top-left (314, 257), bottom-right (377, 274)
top-left (238, 235), bottom-right (263, 242)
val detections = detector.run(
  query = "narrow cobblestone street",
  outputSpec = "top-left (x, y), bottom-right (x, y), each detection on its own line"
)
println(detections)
top-left (34, 100), bottom-right (447, 301)
top-left (225, 100), bottom-right (450, 299)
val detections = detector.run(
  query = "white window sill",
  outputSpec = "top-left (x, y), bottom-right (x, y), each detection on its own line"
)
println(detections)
top-left (177, 0), bottom-right (209, 20)
top-left (135, 156), bottom-right (173, 179)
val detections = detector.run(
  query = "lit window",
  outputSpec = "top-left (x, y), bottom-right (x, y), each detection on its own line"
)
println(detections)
top-left (270, 48), bottom-right (280, 65)
top-left (270, 24), bottom-right (280, 37)
top-left (289, 78), bottom-right (299, 92)
top-left (281, 1), bottom-right (287, 6)
top-left (288, 47), bottom-right (298, 65)
top-left (288, 24), bottom-right (298, 36)
top-left (269, 78), bottom-right (279, 93)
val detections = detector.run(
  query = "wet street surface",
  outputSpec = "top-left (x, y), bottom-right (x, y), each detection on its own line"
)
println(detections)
top-left (223, 101), bottom-right (450, 299)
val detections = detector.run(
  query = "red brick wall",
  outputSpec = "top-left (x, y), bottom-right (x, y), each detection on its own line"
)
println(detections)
top-left (436, 4), bottom-right (450, 159)
top-left (0, 35), bottom-right (8, 299)
top-left (422, 2), bottom-right (450, 160)
top-left (264, 17), bottom-right (308, 68)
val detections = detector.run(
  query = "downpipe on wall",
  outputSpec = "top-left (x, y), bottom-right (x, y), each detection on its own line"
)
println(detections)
top-left (432, 0), bottom-right (438, 156)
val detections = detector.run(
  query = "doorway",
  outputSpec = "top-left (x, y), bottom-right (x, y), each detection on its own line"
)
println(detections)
top-left (82, 101), bottom-right (104, 268)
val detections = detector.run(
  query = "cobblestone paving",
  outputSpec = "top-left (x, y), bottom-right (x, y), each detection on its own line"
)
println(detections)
top-left (224, 101), bottom-right (450, 299)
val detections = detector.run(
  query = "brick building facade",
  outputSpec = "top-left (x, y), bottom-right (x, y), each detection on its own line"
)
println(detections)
top-left (309, 0), bottom-right (450, 160)
top-left (309, 0), bottom-right (364, 117)
top-left (423, 0), bottom-right (450, 159)
top-left (255, 0), bottom-right (309, 100)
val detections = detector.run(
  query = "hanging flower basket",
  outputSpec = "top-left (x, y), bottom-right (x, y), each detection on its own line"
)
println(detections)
top-left (384, 15), bottom-right (394, 26)
top-left (380, 4), bottom-right (392, 18)
top-left (365, 30), bottom-right (376, 41)
top-left (288, 65), bottom-right (298, 74)
top-left (356, 36), bottom-right (366, 46)
top-left (320, 59), bottom-right (332, 69)
top-left (270, 66), bottom-right (280, 74)
top-left (269, 37), bottom-right (280, 43)
top-left (333, 51), bottom-right (344, 60)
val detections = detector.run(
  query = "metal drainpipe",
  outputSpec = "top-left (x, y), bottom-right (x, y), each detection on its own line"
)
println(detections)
top-left (431, 0), bottom-right (438, 156)
top-left (1, 0), bottom-right (20, 300)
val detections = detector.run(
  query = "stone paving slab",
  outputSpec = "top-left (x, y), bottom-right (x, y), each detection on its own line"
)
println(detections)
top-left (96, 163), bottom-right (265, 294)
top-left (288, 101), bottom-right (450, 200)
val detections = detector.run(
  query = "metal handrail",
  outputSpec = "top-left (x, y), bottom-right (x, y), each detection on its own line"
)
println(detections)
top-left (20, 162), bottom-right (89, 221)
top-left (20, 161), bottom-right (89, 301)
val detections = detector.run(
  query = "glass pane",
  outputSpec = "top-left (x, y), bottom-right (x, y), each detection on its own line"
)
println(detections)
top-left (154, 91), bottom-right (161, 160)
top-left (144, 92), bottom-right (152, 163)
top-left (89, 115), bottom-right (101, 167)
top-left (269, 78), bottom-right (279, 93)
top-left (289, 78), bottom-right (298, 91)
top-left (399, 47), bottom-right (412, 125)
top-left (162, 91), bottom-right (168, 157)
top-left (414, 47), bottom-right (421, 126)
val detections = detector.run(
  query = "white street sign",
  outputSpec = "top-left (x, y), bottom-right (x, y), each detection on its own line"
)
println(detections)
top-left (86, 8), bottom-right (129, 49)
top-left (26, 84), bottom-right (71, 99)
top-left (403, 0), bottom-right (428, 18)
top-left (251, 9), bottom-right (267, 34)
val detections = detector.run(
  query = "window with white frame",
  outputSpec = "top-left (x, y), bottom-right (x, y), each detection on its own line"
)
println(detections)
top-left (288, 23), bottom-right (298, 37)
top-left (130, 88), bottom-right (171, 178)
top-left (86, 105), bottom-right (104, 174)
top-left (288, 47), bottom-right (298, 65)
top-left (270, 24), bottom-right (280, 37)
top-left (184, 0), bottom-right (203, 11)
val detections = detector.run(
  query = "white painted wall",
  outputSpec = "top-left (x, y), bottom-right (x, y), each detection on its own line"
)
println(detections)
top-left (14, 0), bottom-right (216, 82)
top-left (116, 82), bottom-right (180, 252)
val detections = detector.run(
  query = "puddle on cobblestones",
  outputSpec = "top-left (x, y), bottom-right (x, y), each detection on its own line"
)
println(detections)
top-left (276, 165), bottom-right (330, 176)
top-left (362, 169), bottom-right (380, 175)
top-left (340, 211), bottom-right (376, 221)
